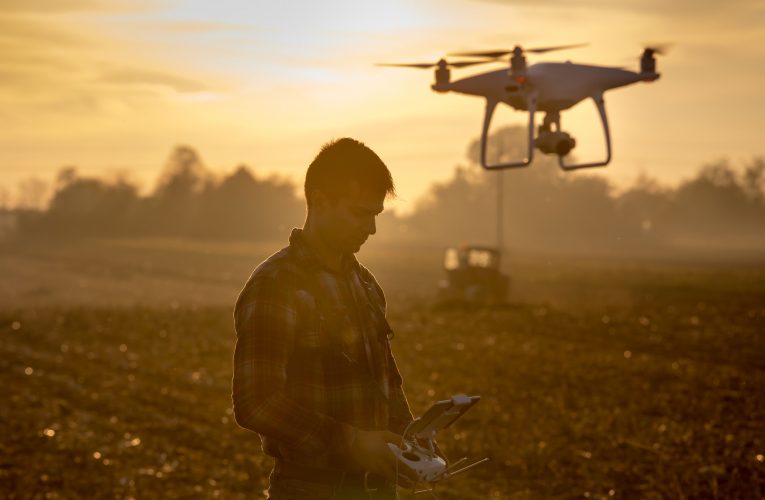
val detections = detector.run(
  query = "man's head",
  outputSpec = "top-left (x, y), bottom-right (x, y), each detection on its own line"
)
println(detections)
top-left (304, 138), bottom-right (395, 254)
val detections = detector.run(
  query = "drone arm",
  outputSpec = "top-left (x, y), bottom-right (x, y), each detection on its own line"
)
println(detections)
top-left (558, 94), bottom-right (612, 170)
top-left (480, 97), bottom-right (536, 170)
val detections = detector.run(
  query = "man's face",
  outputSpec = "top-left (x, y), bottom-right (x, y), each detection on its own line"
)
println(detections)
top-left (314, 182), bottom-right (386, 254)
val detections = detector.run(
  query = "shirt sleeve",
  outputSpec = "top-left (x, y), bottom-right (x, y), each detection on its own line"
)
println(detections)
top-left (366, 271), bottom-right (415, 435)
top-left (386, 336), bottom-right (415, 435)
top-left (231, 276), bottom-right (357, 462)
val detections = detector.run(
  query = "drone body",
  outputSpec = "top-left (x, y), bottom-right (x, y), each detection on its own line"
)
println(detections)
top-left (441, 62), bottom-right (654, 111)
top-left (380, 45), bottom-right (663, 170)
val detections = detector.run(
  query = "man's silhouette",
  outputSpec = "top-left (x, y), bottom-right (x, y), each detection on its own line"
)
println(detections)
top-left (232, 138), bottom-right (417, 499)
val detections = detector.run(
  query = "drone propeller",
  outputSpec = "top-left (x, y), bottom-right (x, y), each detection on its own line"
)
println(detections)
top-left (643, 43), bottom-right (672, 56)
top-left (449, 43), bottom-right (587, 59)
top-left (376, 58), bottom-right (493, 69)
top-left (639, 44), bottom-right (670, 77)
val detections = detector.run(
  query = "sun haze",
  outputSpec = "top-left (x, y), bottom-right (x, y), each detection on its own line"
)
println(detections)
top-left (1, 0), bottom-right (763, 210)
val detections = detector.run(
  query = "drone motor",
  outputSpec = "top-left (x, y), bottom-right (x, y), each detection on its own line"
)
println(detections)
top-left (640, 45), bottom-right (667, 81)
top-left (434, 60), bottom-right (450, 90)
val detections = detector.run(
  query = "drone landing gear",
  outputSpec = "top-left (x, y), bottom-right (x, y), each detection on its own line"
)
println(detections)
top-left (479, 95), bottom-right (537, 170)
top-left (478, 93), bottom-right (613, 171)
top-left (557, 94), bottom-right (612, 170)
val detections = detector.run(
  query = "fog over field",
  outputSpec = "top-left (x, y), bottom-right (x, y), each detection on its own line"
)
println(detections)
top-left (4, 127), bottom-right (765, 262)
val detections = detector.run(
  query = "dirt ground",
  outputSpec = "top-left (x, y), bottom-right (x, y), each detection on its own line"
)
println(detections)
top-left (1, 238), bottom-right (764, 499)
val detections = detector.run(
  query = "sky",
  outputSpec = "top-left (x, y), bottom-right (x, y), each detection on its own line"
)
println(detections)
top-left (2, 0), bottom-right (764, 212)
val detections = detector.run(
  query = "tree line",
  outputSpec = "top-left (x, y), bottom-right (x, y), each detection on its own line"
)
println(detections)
top-left (14, 146), bottom-right (303, 241)
top-left (389, 127), bottom-right (765, 257)
top-left (8, 128), bottom-right (765, 258)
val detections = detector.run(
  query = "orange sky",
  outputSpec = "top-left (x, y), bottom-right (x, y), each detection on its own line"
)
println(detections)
top-left (2, 0), bottom-right (764, 212)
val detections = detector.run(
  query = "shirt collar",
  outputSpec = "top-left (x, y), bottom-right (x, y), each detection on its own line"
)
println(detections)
top-left (289, 228), bottom-right (359, 274)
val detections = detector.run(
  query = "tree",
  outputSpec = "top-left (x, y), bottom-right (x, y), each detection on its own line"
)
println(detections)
top-left (46, 169), bottom-right (140, 236)
top-left (741, 157), bottom-right (765, 202)
top-left (17, 177), bottom-right (50, 210)
top-left (147, 146), bottom-right (211, 236)
top-left (196, 165), bottom-right (303, 240)
top-left (0, 185), bottom-right (10, 210)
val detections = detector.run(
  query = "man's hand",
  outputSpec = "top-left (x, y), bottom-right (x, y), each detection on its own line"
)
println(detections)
top-left (348, 430), bottom-right (419, 487)
top-left (432, 440), bottom-right (448, 466)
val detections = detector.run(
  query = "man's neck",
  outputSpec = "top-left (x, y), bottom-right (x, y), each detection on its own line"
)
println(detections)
top-left (301, 221), bottom-right (344, 272)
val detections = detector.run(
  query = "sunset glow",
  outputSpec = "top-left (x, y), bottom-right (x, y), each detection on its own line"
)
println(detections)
top-left (2, 0), bottom-right (764, 211)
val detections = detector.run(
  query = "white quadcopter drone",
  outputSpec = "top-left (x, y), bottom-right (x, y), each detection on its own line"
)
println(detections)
top-left (379, 44), bottom-right (664, 170)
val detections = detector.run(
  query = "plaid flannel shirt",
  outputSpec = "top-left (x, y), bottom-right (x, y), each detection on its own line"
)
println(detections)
top-left (232, 228), bottom-right (413, 470)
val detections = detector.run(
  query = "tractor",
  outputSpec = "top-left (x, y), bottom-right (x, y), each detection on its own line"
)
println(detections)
top-left (437, 245), bottom-right (509, 305)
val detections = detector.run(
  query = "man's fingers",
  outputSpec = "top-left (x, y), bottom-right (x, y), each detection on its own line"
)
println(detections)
top-left (381, 434), bottom-right (423, 485)
top-left (396, 472), bottom-right (415, 489)
top-left (378, 452), bottom-right (417, 487)
top-left (376, 457), bottom-right (398, 485)
top-left (358, 430), bottom-right (422, 487)
top-left (385, 453), bottom-right (420, 484)
top-left (383, 431), bottom-right (403, 445)
top-left (399, 463), bottom-right (420, 483)
top-left (393, 464), bottom-right (418, 488)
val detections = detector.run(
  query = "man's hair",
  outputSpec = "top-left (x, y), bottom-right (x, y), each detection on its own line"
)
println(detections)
top-left (304, 137), bottom-right (395, 207)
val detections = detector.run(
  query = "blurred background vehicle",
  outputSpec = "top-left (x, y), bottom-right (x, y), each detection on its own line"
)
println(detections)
top-left (437, 245), bottom-right (509, 305)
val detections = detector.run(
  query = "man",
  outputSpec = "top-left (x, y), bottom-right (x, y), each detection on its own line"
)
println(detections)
top-left (232, 138), bottom-right (419, 499)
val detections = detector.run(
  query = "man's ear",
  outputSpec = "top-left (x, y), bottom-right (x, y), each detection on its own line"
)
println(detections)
top-left (308, 188), bottom-right (330, 210)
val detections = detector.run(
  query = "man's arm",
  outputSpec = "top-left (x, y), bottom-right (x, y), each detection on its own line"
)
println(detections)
top-left (386, 345), bottom-right (415, 435)
top-left (364, 271), bottom-right (415, 436)
top-left (231, 276), bottom-right (356, 461)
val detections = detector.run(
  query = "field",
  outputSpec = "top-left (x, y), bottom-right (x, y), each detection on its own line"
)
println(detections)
top-left (1, 238), bottom-right (764, 499)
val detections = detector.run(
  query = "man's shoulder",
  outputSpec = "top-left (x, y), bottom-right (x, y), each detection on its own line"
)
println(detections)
top-left (250, 246), bottom-right (302, 281)
top-left (235, 246), bottom-right (306, 310)
top-left (355, 261), bottom-right (379, 286)
top-left (248, 243), bottom-right (319, 288)
top-left (354, 261), bottom-right (387, 308)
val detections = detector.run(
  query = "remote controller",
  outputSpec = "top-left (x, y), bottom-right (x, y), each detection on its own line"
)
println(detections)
top-left (387, 394), bottom-right (482, 484)
top-left (387, 441), bottom-right (448, 482)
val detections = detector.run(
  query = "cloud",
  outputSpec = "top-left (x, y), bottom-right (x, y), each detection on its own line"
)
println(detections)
top-left (0, 15), bottom-right (89, 46)
top-left (474, 0), bottom-right (764, 20)
top-left (0, 0), bottom-right (156, 14)
top-left (97, 66), bottom-right (210, 93)
top-left (0, 16), bottom-right (91, 95)
top-left (149, 20), bottom-right (255, 33)
top-left (0, 10), bottom-right (213, 112)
